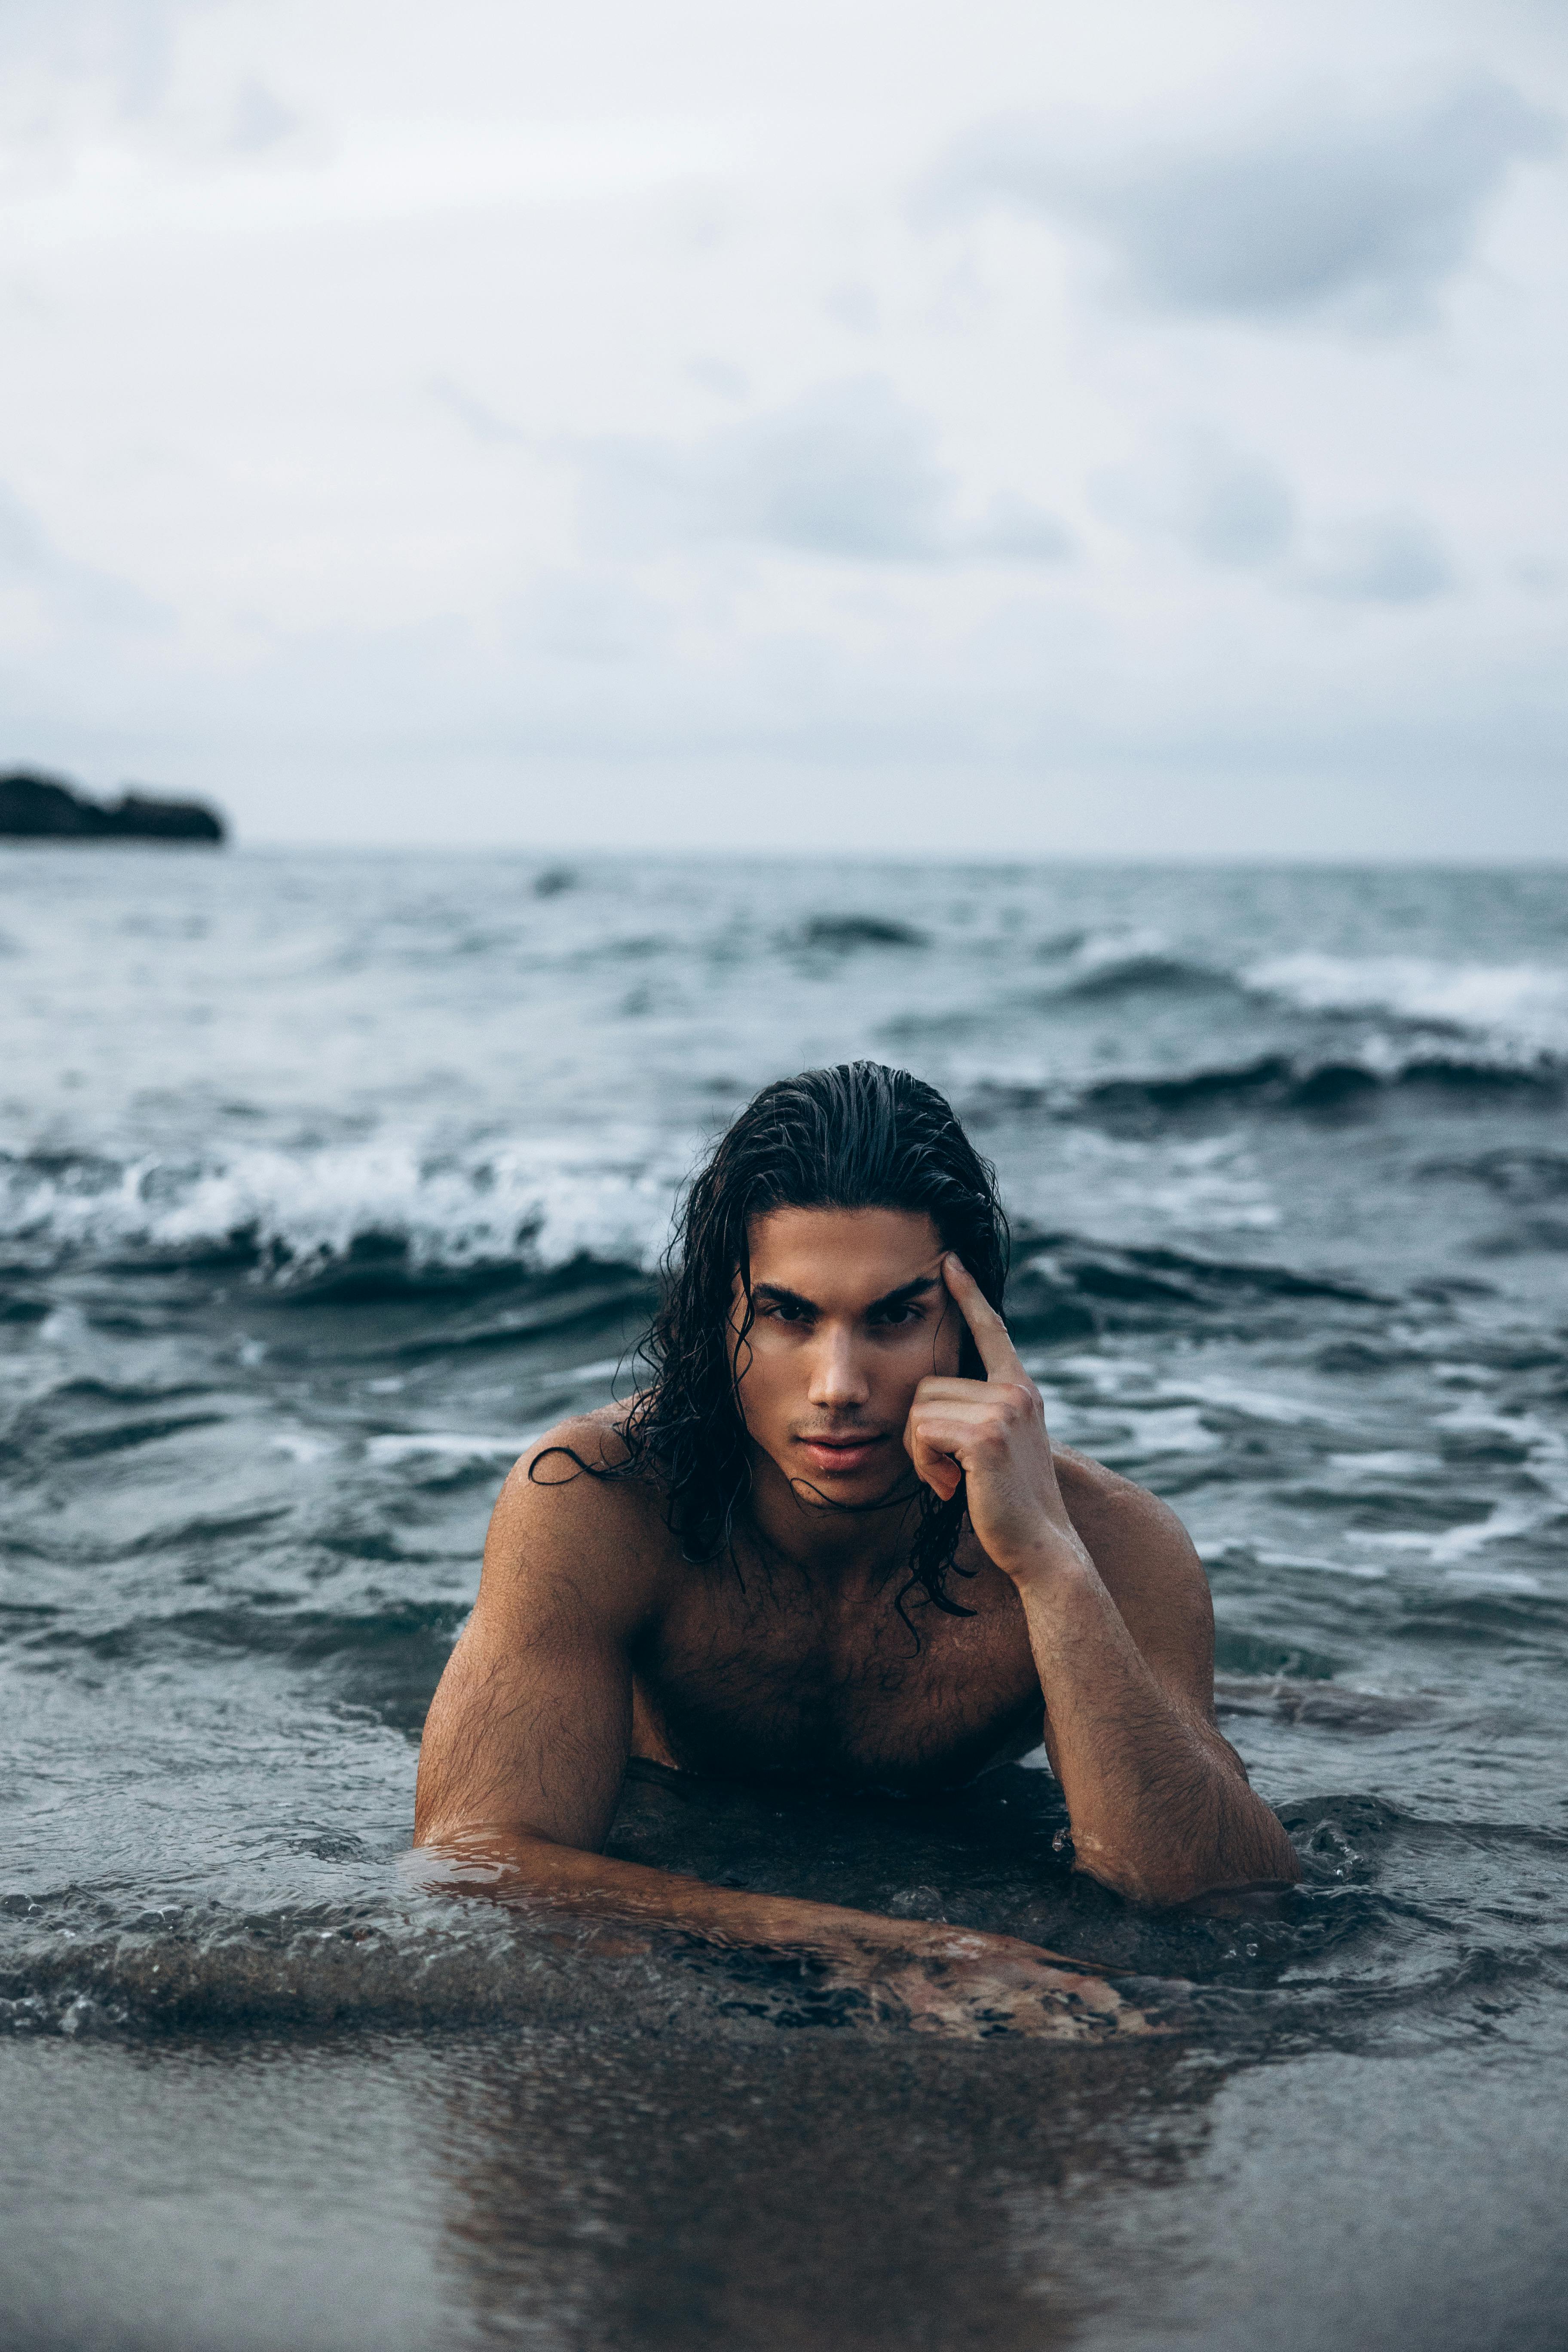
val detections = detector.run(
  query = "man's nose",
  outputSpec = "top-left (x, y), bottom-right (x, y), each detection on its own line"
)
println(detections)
top-left (807, 1323), bottom-right (871, 1410)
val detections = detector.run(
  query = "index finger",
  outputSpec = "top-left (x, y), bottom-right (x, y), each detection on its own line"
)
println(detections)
top-left (941, 1254), bottom-right (1029, 1385)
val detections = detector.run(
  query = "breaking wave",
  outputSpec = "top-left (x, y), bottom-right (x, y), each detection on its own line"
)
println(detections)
top-left (6, 944), bottom-right (1568, 1281)
top-left (0, 1136), bottom-right (684, 1283)
top-left (8, 1050), bottom-right (1565, 1292)
top-left (1034, 930), bottom-right (1238, 1004)
top-left (1243, 952), bottom-right (1568, 1057)
top-left (1031, 934), bottom-right (1568, 1054)
top-left (1076, 1049), bottom-right (1564, 1122)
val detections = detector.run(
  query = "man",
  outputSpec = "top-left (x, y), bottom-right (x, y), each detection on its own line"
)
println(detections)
top-left (415, 1063), bottom-right (1299, 2032)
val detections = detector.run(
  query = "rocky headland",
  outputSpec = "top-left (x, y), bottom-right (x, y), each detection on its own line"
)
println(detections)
top-left (0, 769), bottom-right (227, 843)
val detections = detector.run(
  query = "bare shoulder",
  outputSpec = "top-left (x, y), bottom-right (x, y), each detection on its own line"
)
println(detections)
top-left (1051, 1444), bottom-right (1204, 1580)
top-left (478, 1404), bottom-right (673, 1639)
top-left (1051, 1444), bottom-right (1215, 1705)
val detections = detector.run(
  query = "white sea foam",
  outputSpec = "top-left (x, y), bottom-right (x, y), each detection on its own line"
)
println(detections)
top-left (1442, 1567), bottom-right (1545, 1595)
top-left (1181, 1374), bottom-right (1321, 1426)
top-left (1246, 953), bottom-right (1568, 1056)
top-left (1200, 1538), bottom-right (1388, 1580)
top-left (1109, 1405), bottom-right (1222, 1457)
top-left (1326, 1451), bottom-right (1445, 1481)
top-left (1363, 1499), bottom-right (1549, 1565)
top-left (1058, 926), bottom-right (1172, 976)
top-left (0, 1131), bottom-right (685, 1277)
top-left (1010, 1130), bottom-right (1279, 1237)
top-left (366, 1433), bottom-right (521, 1465)
top-left (1256, 1547), bottom-right (1389, 1581)
top-left (271, 1433), bottom-right (339, 1464)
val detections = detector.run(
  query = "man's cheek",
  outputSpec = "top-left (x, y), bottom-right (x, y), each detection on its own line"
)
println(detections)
top-left (735, 1351), bottom-right (785, 1432)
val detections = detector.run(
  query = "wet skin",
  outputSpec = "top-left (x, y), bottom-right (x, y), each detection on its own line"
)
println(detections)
top-left (414, 1207), bottom-right (1300, 2034)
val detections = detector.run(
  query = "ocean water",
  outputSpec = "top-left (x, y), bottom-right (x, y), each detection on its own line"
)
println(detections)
top-left (3, 847), bottom-right (1567, 2351)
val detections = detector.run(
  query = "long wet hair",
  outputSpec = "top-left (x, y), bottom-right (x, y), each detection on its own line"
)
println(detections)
top-left (536, 1062), bottom-right (1010, 1618)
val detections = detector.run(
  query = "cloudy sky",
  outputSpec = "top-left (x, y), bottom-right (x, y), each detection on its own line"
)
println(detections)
top-left (2, 0), bottom-right (1565, 854)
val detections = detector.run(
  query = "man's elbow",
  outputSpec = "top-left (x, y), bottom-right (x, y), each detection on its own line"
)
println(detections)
top-left (1072, 1817), bottom-right (1302, 1909)
top-left (411, 1812), bottom-right (570, 1860)
top-left (1071, 1846), bottom-right (1213, 1909)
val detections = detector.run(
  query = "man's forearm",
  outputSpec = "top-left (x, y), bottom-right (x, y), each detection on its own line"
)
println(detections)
top-left (1017, 1556), bottom-right (1301, 1905)
top-left (408, 1822), bottom-right (1151, 2038)
top-left (408, 1822), bottom-right (1131, 1995)
top-left (412, 1820), bottom-right (943, 1955)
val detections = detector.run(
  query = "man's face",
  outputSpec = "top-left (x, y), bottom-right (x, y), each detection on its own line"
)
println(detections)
top-left (731, 1205), bottom-right (962, 1506)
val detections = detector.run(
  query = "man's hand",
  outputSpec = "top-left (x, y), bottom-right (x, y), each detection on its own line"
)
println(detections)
top-left (904, 1254), bottom-right (1090, 1587)
top-left (823, 1925), bottom-right (1155, 2041)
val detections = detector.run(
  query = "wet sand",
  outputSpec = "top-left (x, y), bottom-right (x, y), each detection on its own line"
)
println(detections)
top-left (5, 2013), bottom-right (1564, 2352)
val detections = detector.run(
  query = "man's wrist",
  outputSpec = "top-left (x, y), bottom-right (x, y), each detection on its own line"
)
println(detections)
top-left (1003, 1529), bottom-right (1096, 1596)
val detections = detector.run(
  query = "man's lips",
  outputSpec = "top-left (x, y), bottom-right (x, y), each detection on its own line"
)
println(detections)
top-left (793, 1432), bottom-right (892, 1474)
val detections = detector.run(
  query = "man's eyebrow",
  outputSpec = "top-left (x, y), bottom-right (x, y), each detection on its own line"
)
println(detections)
top-left (867, 1274), bottom-right (940, 1314)
top-left (750, 1282), bottom-right (818, 1311)
top-left (748, 1274), bottom-right (940, 1316)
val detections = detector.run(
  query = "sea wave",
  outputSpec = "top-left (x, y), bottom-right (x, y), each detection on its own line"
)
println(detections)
top-left (6, 1017), bottom-right (1559, 1289)
top-left (967, 1040), bottom-right (1565, 1132)
top-left (1077, 1048), bottom-right (1565, 1121)
top-left (1041, 930), bottom-right (1237, 1004)
top-left (1026, 933), bottom-right (1568, 1053)
top-left (0, 1129), bottom-right (1388, 1321)
top-left (0, 1136), bottom-right (683, 1282)
top-left (1245, 953), bottom-right (1568, 1055)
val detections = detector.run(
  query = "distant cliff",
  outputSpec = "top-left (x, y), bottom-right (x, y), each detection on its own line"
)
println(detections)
top-left (0, 770), bottom-right (227, 844)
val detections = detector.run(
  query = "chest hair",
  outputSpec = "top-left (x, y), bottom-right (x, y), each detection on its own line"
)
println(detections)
top-left (632, 1541), bottom-right (1041, 1786)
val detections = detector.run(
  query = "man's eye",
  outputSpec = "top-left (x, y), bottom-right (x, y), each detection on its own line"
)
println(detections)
top-left (874, 1303), bottom-right (923, 1328)
top-left (766, 1301), bottom-right (811, 1324)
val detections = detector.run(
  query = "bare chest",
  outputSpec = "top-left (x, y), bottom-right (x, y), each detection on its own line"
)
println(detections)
top-left (630, 1552), bottom-right (1044, 1792)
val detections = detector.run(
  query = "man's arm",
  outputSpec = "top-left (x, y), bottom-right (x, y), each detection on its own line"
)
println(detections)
top-left (1023, 1456), bottom-right (1300, 1903)
top-left (413, 1421), bottom-right (1141, 2033)
top-left (910, 1260), bottom-right (1302, 1908)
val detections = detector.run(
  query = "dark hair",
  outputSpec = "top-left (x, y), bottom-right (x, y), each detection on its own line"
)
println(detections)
top-left (536, 1061), bottom-right (1010, 1620)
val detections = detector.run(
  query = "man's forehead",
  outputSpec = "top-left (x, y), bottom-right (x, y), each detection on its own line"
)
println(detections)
top-left (743, 1204), bottom-right (944, 1299)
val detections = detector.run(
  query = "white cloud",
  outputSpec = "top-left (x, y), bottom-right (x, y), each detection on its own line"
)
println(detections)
top-left (1294, 513), bottom-right (1454, 604)
top-left (576, 379), bottom-right (1074, 565)
top-left (427, 377), bottom-right (530, 449)
top-left (0, 0), bottom-right (188, 119)
top-left (1095, 437), bottom-right (1453, 605)
top-left (1096, 436), bottom-right (1297, 569)
top-left (227, 77), bottom-right (303, 155)
top-left (923, 76), bottom-right (1561, 325)
top-left (0, 477), bottom-right (166, 636)
top-left (5, 117), bottom-right (741, 249)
